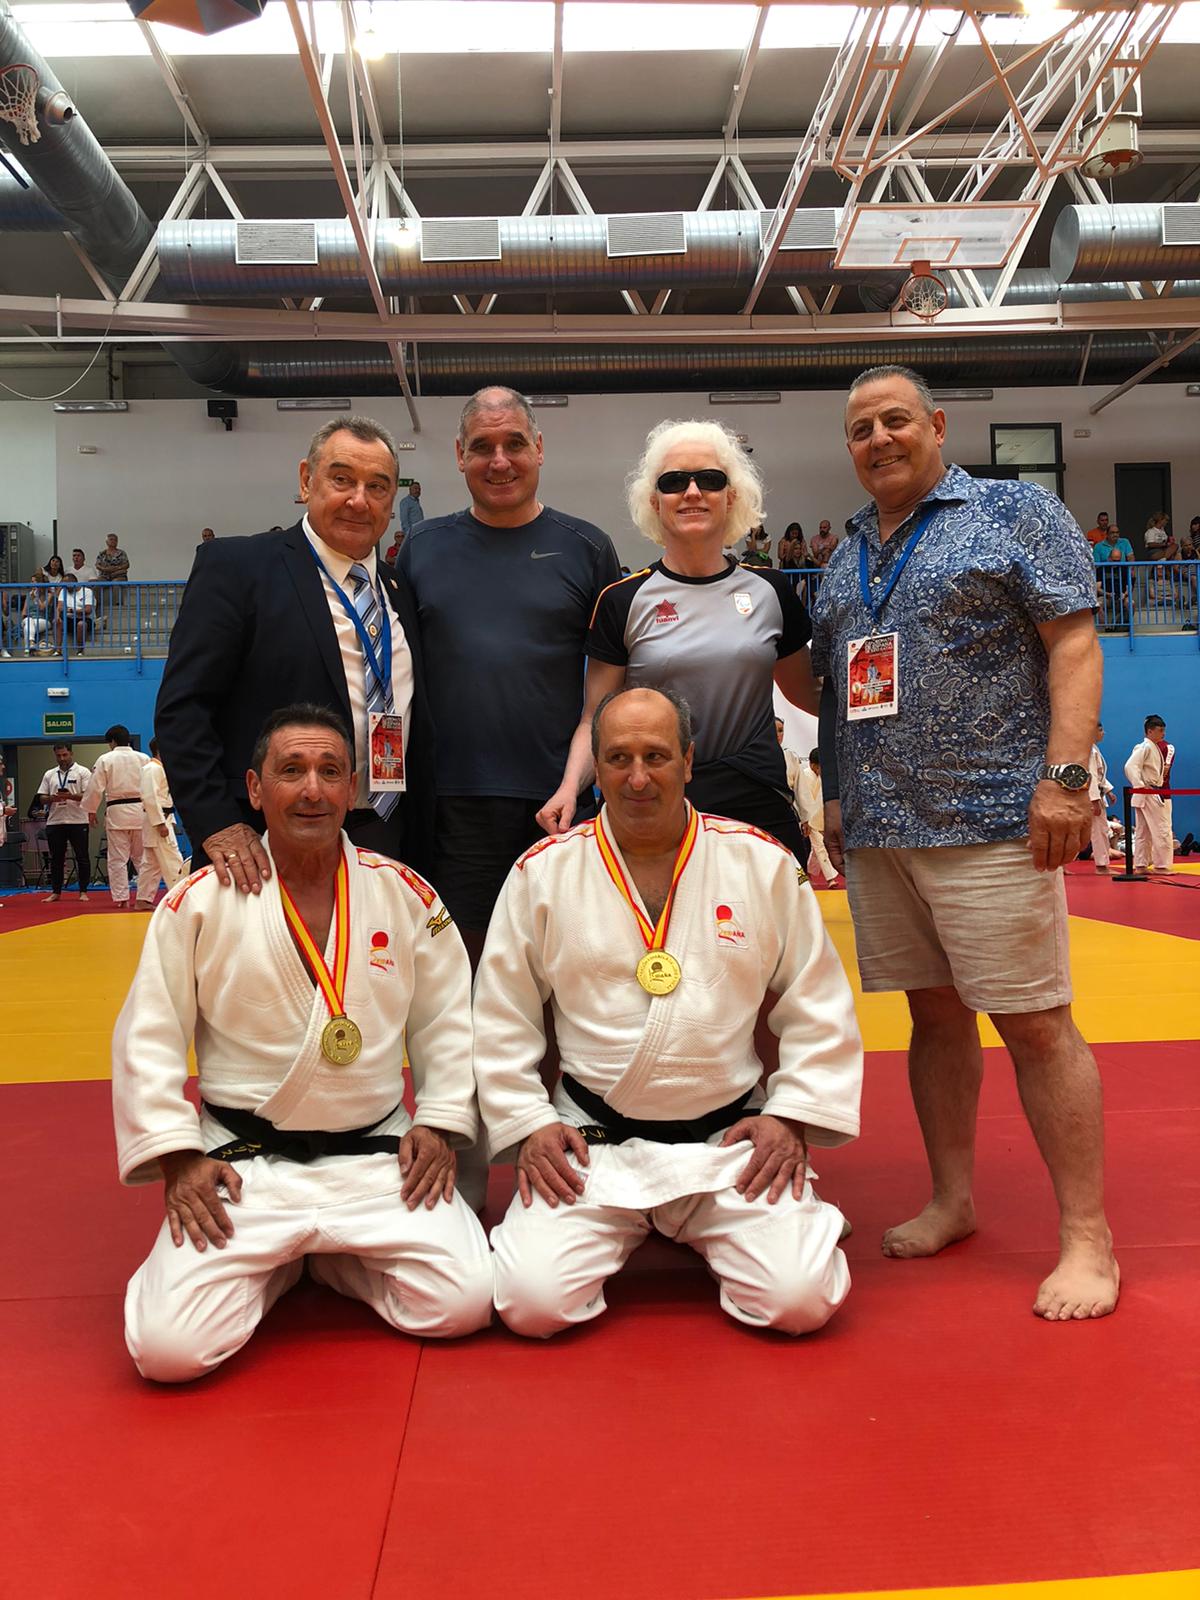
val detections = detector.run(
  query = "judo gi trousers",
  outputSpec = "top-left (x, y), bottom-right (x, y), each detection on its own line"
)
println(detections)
top-left (1133, 798), bottom-right (1173, 870)
top-left (141, 830), bottom-right (186, 896)
top-left (807, 825), bottom-right (838, 882)
top-left (491, 1156), bottom-right (849, 1339)
top-left (126, 1151), bottom-right (494, 1382)
top-left (1089, 812), bottom-right (1111, 868)
top-left (105, 823), bottom-right (144, 904)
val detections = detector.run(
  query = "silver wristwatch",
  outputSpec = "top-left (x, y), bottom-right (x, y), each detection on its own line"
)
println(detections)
top-left (1040, 762), bottom-right (1090, 791)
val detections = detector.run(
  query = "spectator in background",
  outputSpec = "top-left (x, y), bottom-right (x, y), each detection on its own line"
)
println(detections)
top-left (96, 534), bottom-right (130, 583)
top-left (1178, 531), bottom-right (1198, 627)
top-left (398, 481), bottom-right (424, 540)
top-left (56, 573), bottom-right (95, 654)
top-left (744, 522), bottom-right (771, 562)
top-left (1087, 722), bottom-right (1114, 874)
top-left (808, 519), bottom-right (838, 568)
top-left (0, 757), bottom-right (16, 904)
top-left (21, 570), bottom-right (53, 653)
top-left (1094, 524), bottom-right (1134, 628)
top-left (45, 553), bottom-right (66, 583)
top-left (70, 547), bottom-right (97, 583)
top-left (1084, 512), bottom-right (1111, 545)
top-left (201, 528), bottom-right (216, 543)
top-left (1143, 512), bottom-right (1169, 557)
top-left (37, 742), bottom-right (92, 903)
top-left (86, 725), bottom-right (151, 909)
top-left (776, 523), bottom-right (807, 570)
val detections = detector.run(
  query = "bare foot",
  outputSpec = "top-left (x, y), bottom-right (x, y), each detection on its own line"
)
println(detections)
top-left (1034, 1240), bottom-right (1120, 1321)
top-left (79, 893), bottom-right (89, 901)
top-left (882, 1198), bottom-right (975, 1258)
top-left (42, 893), bottom-right (60, 903)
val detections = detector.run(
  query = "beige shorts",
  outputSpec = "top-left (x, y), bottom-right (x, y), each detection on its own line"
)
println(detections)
top-left (844, 839), bottom-right (1072, 1014)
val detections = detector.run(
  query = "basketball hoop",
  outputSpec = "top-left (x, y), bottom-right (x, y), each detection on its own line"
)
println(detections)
top-left (0, 63), bottom-right (41, 146)
top-left (897, 262), bottom-right (949, 322)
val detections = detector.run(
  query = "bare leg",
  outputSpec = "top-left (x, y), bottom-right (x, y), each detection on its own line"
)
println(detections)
top-left (883, 985), bottom-right (980, 1258)
top-left (990, 1005), bottom-right (1119, 1321)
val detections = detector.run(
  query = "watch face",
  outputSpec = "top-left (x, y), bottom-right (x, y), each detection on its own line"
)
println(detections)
top-left (1054, 764), bottom-right (1090, 790)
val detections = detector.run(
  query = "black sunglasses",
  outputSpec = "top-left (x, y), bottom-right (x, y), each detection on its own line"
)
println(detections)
top-left (655, 469), bottom-right (729, 495)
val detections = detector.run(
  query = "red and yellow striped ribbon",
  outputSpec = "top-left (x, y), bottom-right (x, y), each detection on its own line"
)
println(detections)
top-left (595, 802), bottom-right (699, 952)
top-left (279, 851), bottom-right (350, 1020)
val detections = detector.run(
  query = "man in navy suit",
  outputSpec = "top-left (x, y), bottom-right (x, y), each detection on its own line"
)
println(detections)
top-left (156, 417), bottom-right (435, 891)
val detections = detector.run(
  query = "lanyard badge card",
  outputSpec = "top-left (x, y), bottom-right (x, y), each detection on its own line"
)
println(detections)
top-left (846, 632), bottom-right (899, 720)
top-left (369, 712), bottom-right (406, 792)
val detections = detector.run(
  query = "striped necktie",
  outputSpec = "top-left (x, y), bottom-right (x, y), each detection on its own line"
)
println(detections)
top-left (348, 562), bottom-right (399, 821)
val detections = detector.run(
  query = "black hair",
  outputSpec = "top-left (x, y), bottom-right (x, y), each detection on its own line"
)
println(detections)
top-left (105, 724), bottom-right (131, 745)
top-left (250, 703), bottom-right (354, 775)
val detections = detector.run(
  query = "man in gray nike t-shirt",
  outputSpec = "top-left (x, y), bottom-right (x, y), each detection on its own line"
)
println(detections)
top-left (398, 385), bottom-right (620, 956)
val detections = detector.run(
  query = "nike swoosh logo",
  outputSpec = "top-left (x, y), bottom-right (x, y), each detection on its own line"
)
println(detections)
top-left (530, 551), bottom-right (560, 559)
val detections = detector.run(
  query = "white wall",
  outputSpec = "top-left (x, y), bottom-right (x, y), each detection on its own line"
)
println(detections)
top-left (4, 382), bottom-right (1198, 578)
top-left (0, 401), bottom-right (58, 570)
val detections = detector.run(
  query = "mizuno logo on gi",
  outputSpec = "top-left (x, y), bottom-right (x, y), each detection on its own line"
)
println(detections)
top-left (426, 907), bottom-right (453, 938)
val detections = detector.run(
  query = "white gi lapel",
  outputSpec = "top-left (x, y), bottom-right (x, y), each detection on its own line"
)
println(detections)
top-left (255, 834), bottom-right (355, 1127)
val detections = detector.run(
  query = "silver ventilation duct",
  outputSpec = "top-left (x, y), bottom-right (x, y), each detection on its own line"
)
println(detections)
top-left (227, 333), bottom-right (1200, 396)
top-left (943, 270), bottom-right (1200, 309)
top-left (1050, 204), bottom-right (1200, 282)
top-left (0, 171), bottom-right (64, 228)
top-left (157, 211), bottom-right (859, 299)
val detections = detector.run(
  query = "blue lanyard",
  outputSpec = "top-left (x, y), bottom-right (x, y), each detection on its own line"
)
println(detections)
top-left (308, 542), bottom-right (391, 694)
top-left (57, 767), bottom-right (72, 791)
top-left (858, 507), bottom-right (938, 625)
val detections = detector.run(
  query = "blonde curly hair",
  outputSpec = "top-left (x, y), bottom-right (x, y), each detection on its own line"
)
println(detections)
top-left (626, 419), bottom-right (764, 548)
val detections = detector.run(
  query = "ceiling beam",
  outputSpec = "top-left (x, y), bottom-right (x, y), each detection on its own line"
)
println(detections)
top-left (550, 1), bottom-right (565, 150)
top-left (723, 5), bottom-right (769, 139)
top-left (9, 292), bottom-right (1200, 346)
top-left (283, 0), bottom-right (419, 431)
top-left (136, 20), bottom-right (206, 149)
top-left (1088, 325), bottom-right (1200, 412)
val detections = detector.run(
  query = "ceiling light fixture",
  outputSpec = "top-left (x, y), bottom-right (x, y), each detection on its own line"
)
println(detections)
top-left (355, 3), bottom-right (386, 61)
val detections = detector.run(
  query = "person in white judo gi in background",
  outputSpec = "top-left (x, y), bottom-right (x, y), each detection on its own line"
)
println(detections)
top-left (86, 724), bottom-right (151, 908)
top-left (474, 686), bottom-right (863, 1338)
top-left (1087, 722), bottom-right (1114, 873)
top-left (1124, 714), bottom-right (1176, 874)
top-left (138, 738), bottom-right (187, 899)
top-left (114, 703), bottom-right (492, 1383)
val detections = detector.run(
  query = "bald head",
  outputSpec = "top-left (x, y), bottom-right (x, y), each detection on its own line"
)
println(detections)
top-left (593, 687), bottom-right (695, 851)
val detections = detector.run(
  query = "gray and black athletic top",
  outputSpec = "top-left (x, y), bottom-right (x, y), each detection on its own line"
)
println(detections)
top-left (587, 558), bottom-right (811, 792)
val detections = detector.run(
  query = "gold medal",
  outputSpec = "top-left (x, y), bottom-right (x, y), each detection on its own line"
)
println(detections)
top-left (636, 950), bottom-right (682, 995)
top-left (321, 1015), bottom-right (362, 1065)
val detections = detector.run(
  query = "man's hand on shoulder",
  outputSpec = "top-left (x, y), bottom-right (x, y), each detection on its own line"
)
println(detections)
top-left (516, 1123), bottom-right (590, 1208)
top-left (399, 1125), bottom-right (456, 1210)
top-left (160, 1149), bottom-right (242, 1250)
top-left (1029, 781), bottom-right (1091, 872)
top-left (203, 822), bottom-right (272, 894)
top-left (721, 1113), bottom-right (808, 1204)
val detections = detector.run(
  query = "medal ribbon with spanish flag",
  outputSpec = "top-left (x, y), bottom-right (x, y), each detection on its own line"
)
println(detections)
top-left (279, 853), bottom-right (362, 1063)
top-left (595, 803), bottom-right (698, 994)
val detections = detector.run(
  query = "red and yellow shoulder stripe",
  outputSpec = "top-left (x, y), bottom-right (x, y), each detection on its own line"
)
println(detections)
top-left (515, 818), bottom-right (596, 870)
top-left (355, 848), bottom-right (437, 908)
top-left (588, 566), bottom-right (653, 629)
top-left (165, 864), bottom-right (215, 912)
top-left (699, 811), bottom-right (794, 856)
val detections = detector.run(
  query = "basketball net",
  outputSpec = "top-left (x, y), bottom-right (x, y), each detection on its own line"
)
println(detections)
top-left (897, 261), bottom-right (948, 322)
top-left (0, 64), bottom-right (41, 146)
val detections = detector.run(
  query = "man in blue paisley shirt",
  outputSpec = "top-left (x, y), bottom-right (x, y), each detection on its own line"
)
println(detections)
top-left (812, 365), bottom-right (1118, 1323)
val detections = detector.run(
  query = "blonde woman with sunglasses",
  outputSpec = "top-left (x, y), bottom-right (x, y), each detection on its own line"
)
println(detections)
top-left (537, 420), bottom-right (820, 856)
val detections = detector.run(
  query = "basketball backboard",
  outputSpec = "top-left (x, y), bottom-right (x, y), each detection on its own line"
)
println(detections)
top-left (834, 203), bottom-right (1040, 271)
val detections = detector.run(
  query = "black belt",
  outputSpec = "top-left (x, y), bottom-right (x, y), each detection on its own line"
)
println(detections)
top-left (559, 1072), bottom-right (758, 1147)
top-left (107, 796), bottom-right (142, 805)
top-left (202, 1101), bottom-right (401, 1164)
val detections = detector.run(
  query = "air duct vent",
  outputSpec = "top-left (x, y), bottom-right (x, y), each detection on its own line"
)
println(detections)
top-left (234, 221), bottom-right (317, 265)
top-left (420, 217), bottom-right (501, 261)
top-left (606, 213), bottom-right (687, 257)
top-left (760, 208), bottom-right (839, 251)
top-left (1162, 204), bottom-right (1200, 247)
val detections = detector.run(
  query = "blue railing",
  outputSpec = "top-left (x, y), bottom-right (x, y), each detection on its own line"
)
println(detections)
top-left (0, 580), bottom-right (186, 673)
top-left (1093, 559), bottom-right (1199, 646)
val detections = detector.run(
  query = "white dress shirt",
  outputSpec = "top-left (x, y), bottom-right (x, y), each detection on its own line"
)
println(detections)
top-left (303, 518), bottom-right (414, 807)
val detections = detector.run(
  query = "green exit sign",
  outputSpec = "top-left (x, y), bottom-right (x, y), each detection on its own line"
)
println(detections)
top-left (43, 712), bottom-right (75, 737)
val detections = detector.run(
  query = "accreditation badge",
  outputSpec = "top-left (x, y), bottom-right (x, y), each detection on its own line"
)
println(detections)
top-left (368, 712), bottom-right (407, 792)
top-left (846, 632), bottom-right (899, 720)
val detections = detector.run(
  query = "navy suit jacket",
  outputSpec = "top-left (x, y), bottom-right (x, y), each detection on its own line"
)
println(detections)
top-left (155, 521), bottom-right (436, 873)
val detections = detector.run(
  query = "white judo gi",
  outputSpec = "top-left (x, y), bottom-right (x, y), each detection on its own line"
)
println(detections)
top-left (139, 756), bottom-right (186, 895)
top-left (114, 835), bottom-right (492, 1382)
top-left (85, 745), bottom-right (150, 904)
top-left (1088, 744), bottom-right (1114, 868)
top-left (474, 807), bottom-right (863, 1339)
top-left (1124, 738), bottom-right (1176, 871)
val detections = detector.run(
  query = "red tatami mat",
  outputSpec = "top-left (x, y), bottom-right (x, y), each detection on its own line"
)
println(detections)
top-left (1062, 867), bottom-right (1200, 940)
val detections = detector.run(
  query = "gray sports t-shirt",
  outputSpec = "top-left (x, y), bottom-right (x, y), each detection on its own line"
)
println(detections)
top-left (587, 559), bottom-right (811, 790)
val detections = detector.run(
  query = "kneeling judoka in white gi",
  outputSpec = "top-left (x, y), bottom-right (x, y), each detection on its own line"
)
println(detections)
top-left (113, 704), bottom-right (492, 1382)
top-left (474, 686), bottom-right (864, 1338)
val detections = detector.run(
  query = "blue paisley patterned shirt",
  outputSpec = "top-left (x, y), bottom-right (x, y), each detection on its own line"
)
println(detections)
top-left (810, 464), bottom-right (1096, 849)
